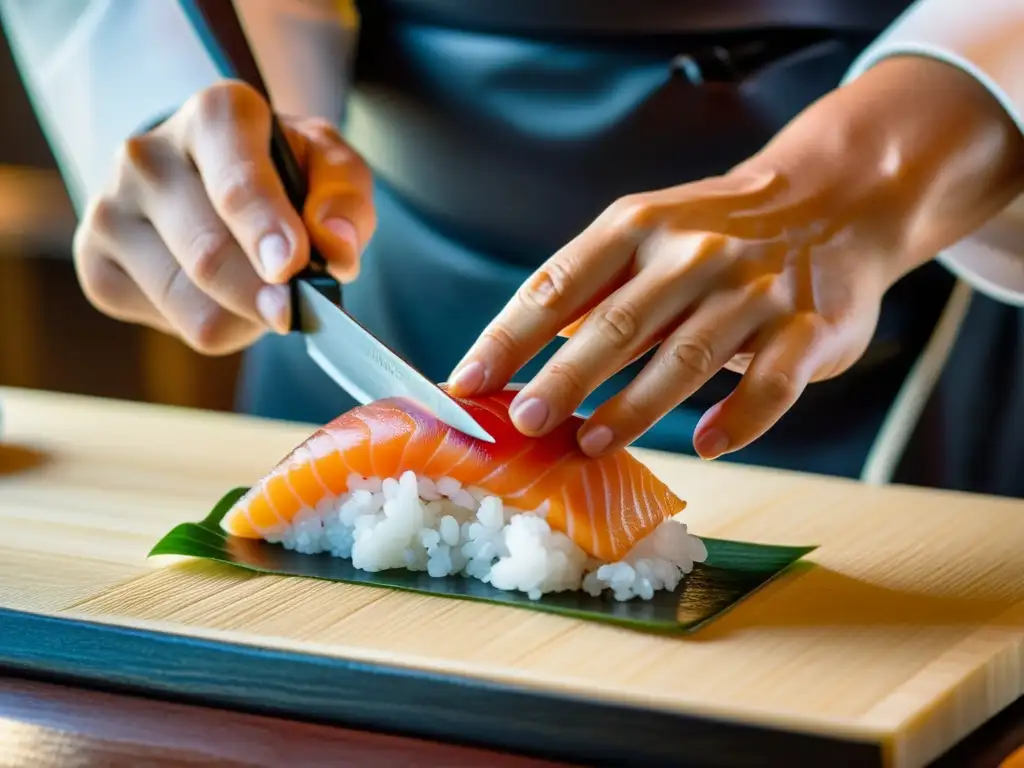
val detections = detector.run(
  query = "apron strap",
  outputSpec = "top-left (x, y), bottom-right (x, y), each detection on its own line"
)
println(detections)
top-left (860, 279), bottom-right (974, 485)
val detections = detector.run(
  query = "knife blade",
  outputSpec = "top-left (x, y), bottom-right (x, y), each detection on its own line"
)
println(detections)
top-left (179, 0), bottom-right (494, 443)
top-left (294, 281), bottom-right (494, 442)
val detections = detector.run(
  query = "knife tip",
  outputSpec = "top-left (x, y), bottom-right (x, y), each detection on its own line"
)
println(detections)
top-left (464, 424), bottom-right (496, 444)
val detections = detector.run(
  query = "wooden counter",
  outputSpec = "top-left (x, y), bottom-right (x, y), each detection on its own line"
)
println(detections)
top-left (1, 386), bottom-right (1023, 767)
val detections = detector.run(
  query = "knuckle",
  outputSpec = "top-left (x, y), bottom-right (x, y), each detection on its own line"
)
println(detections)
top-left (208, 160), bottom-right (266, 218)
top-left (75, 251), bottom-right (123, 313)
top-left (344, 154), bottom-right (374, 190)
top-left (755, 368), bottom-right (798, 406)
top-left (301, 116), bottom-right (344, 144)
top-left (603, 194), bottom-right (654, 232)
top-left (71, 223), bottom-right (90, 267)
top-left (743, 274), bottom-right (775, 301)
top-left (315, 144), bottom-right (372, 193)
top-left (545, 361), bottom-right (587, 397)
top-left (724, 353), bottom-right (753, 375)
top-left (155, 264), bottom-right (186, 311)
top-left (183, 228), bottom-right (235, 285)
top-left (121, 134), bottom-right (165, 182)
top-left (667, 334), bottom-right (716, 380)
top-left (157, 269), bottom-right (227, 354)
top-left (181, 305), bottom-right (232, 355)
top-left (480, 324), bottom-right (521, 357)
top-left (320, 145), bottom-right (355, 168)
top-left (74, 203), bottom-right (126, 312)
top-left (589, 303), bottom-right (639, 349)
top-left (611, 393), bottom-right (651, 428)
top-left (81, 197), bottom-right (122, 244)
top-left (192, 79), bottom-right (266, 125)
top-left (111, 134), bottom-right (171, 193)
top-left (519, 259), bottom-right (575, 310)
top-left (744, 274), bottom-right (789, 314)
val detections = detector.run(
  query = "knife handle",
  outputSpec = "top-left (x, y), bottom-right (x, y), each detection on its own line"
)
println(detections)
top-left (179, 0), bottom-right (342, 330)
top-left (266, 117), bottom-right (344, 332)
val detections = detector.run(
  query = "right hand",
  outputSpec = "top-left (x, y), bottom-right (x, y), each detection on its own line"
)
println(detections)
top-left (73, 80), bottom-right (376, 355)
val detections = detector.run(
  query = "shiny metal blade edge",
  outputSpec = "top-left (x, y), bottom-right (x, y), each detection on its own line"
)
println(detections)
top-left (297, 281), bottom-right (495, 443)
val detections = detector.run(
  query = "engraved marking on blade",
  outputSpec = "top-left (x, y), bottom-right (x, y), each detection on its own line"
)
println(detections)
top-left (297, 280), bottom-right (494, 441)
top-left (369, 346), bottom-right (400, 381)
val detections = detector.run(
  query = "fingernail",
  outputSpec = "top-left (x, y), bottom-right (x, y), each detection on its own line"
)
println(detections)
top-left (259, 233), bottom-right (291, 280)
top-left (322, 217), bottom-right (360, 251)
top-left (695, 428), bottom-right (729, 460)
top-left (510, 397), bottom-right (549, 434)
top-left (448, 361), bottom-right (485, 397)
top-left (579, 425), bottom-right (613, 456)
top-left (256, 284), bottom-right (291, 333)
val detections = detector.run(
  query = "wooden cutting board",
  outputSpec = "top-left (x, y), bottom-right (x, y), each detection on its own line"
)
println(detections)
top-left (1, 386), bottom-right (1022, 768)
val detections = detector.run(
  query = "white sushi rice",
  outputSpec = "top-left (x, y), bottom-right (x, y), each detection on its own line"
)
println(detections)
top-left (265, 471), bottom-right (708, 601)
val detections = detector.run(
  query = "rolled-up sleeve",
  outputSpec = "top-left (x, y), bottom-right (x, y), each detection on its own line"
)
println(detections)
top-left (843, 0), bottom-right (1024, 306)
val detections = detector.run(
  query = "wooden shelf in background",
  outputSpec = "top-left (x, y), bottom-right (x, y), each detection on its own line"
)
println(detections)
top-left (0, 254), bottom-right (241, 412)
top-left (0, 166), bottom-right (76, 256)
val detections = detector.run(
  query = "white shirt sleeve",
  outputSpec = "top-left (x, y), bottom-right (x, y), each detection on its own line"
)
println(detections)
top-left (0, 0), bottom-right (356, 213)
top-left (843, 0), bottom-right (1024, 306)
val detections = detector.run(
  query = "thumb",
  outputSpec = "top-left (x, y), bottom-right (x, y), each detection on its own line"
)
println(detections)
top-left (294, 118), bottom-right (376, 283)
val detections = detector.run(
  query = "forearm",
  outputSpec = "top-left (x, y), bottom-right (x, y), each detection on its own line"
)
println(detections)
top-left (234, 0), bottom-right (357, 123)
top-left (839, 0), bottom-right (1024, 305)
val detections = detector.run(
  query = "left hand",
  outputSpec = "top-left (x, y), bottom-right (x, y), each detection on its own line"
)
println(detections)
top-left (446, 167), bottom-right (892, 460)
top-left (447, 56), bottom-right (1024, 460)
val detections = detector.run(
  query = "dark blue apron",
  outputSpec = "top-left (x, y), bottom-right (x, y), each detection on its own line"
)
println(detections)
top-left (239, 0), bottom-right (973, 483)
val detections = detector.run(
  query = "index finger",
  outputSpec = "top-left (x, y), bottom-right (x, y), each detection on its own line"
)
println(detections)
top-left (168, 81), bottom-right (310, 284)
top-left (447, 199), bottom-right (647, 397)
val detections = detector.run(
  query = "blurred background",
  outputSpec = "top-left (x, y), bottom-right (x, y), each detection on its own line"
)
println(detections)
top-left (0, 27), bottom-right (242, 412)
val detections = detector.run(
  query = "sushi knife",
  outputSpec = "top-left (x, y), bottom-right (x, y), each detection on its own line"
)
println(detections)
top-left (180, 0), bottom-right (495, 443)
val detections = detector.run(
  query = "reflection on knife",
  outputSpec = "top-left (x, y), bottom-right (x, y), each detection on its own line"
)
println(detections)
top-left (293, 281), bottom-right (495, 443)
top-left (180, 0), bottom-right (494, 444)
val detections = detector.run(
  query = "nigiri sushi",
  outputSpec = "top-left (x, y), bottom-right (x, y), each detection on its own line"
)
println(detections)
top-left (221, 387), bottom-right (708, 601)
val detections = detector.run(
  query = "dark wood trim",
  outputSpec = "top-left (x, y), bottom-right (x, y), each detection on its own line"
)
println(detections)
top-left (0, 675), bottom-right (559, 767)
top-left (0, 608), bottom-right (882, 768)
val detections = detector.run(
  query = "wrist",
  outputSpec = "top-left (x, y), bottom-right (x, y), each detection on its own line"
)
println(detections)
top-left (736, 55), bottom-right (1024, 286)
top-left (135, 110), bottom-right (175, 136)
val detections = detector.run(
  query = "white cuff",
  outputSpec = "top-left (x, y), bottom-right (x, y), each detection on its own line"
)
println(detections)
top-left (843, 0), bottom-right (1024, 307)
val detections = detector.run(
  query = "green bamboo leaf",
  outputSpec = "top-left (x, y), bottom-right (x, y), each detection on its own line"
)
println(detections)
top-left (149, 487), bottom-right (816, 633)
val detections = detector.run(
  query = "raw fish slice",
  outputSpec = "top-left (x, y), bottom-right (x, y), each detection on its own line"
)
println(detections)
top-left (221, 388), bottom-right (686, 561)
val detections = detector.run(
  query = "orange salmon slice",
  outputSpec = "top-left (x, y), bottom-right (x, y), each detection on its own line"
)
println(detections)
top-left (221, 389), bottom-right (685, 561)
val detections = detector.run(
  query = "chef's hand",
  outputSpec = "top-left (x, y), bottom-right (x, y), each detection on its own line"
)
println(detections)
top-left (73, 80), bottom-right (375, 355)
top-left (449, 56), bottom-right (1024, 459)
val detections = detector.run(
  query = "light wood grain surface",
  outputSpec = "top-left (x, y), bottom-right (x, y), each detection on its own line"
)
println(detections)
top-left (1, 386), bottom-right (1023, 767)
